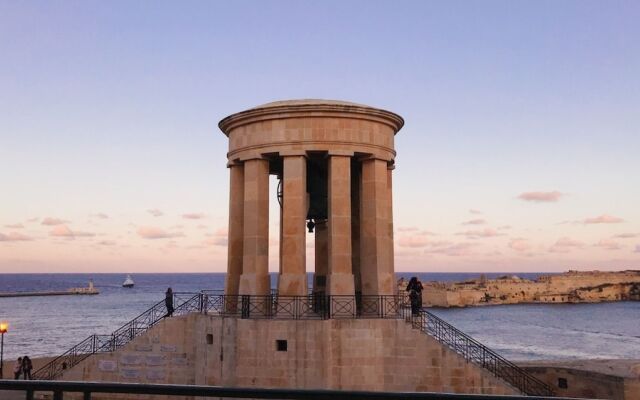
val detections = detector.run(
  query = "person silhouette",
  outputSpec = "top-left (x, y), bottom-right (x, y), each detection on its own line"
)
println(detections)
top-left (165, 287), bottom-right (174, 317)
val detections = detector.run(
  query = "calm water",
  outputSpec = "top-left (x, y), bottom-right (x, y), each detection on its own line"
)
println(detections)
top-left (1, 273), bottom-right (639, 362)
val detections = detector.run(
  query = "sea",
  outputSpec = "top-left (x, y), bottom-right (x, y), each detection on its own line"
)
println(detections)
top-left (1, 273), bottom-right (639, 362)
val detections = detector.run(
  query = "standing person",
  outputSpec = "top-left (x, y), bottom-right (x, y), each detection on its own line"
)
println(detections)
top-left (22, 356), bottom-right (33, 380)
top-left (165, 287), bottom-right (174, 317)
top-left (406, 277), bottom-right (424, 316)
top-left (13, 357), bottom-right (22, 380)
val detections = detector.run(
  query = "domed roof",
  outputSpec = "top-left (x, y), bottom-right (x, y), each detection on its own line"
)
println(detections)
top-left (250, 99), bottom-right (370, 109)
top-left (219, 98), bottom-right (404, 134)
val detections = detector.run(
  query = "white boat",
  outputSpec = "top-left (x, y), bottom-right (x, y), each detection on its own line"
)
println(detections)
top-left (122, 275), bottom-right (135, 288)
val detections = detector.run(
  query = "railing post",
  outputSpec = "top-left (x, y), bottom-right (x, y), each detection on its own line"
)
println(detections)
top-left (53, 390), bottom-right (63, 400)
top-left (26, 389), bottom-right (34, 400)
top-left (83, 391), bottom-right (91, 400)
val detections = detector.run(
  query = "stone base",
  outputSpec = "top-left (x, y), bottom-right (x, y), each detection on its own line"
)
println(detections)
top-left (238, 273), bottom-right (270, 296)
top-left (277, 273), bottom-right (308, 296)
top-left (63, 316), bottom-right (520, 398)
top-left (326, 272), bottom-right (355, 296)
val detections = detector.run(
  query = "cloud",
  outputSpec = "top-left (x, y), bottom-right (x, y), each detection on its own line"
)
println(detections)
top-left (397, 226), bottom-right (419, 233)
top-left (182, 213), bottom-right (206, 220)
top-left (147, 209), bottom-right (164, 217)
top-left (595, 239), bottom-right (621, 251)
top-left (469, 209), bottom-right (483, 214)
top-left (613, 233), bottom-right (638, 239)
top-left (137, 226), bottom-right (184, 239)
top-left (93, 213), bottom-right (109, 219)
top-left (204, 228), bottom-right (228, 246)
top-left (518, 191), bottom-right (563, 203)
top-left (549, 237), bottom-right (584, 253)
top-left (97, 240), bottom-right (116, 246)
top-left (509, 238), bottom-right (531, 253)
top-left (462, 219), bottom-right (486, 225)
top-left (635, 245), bottom-right (640, 253)
top-left (398, 236), bottom-right (430, 248)
top-left (197, 224), bottom-right (208, 230)
top-left (49, 225), bottom-right (95, 238)
top-left (41, 217), bottom-right (68, 226)
top-left (4, 223), bottom-right (24, 229)
top-left (0, 232), bottom-right (33, 241)
top-left (583, 214), bottom-right (624, 224)
top-left (456, 228), bottom-right (504, 239)
top-left (424, 242), bottom-right (478, 257)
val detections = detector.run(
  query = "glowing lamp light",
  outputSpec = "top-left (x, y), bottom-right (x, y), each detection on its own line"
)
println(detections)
top-left (0, 322), bottom-right (7, 333)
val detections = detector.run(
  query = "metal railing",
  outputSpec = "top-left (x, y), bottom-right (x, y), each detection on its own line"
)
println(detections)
top-left (200, 293), bottom-right (402, 319)
top-left (410, 309), bottom-right (554, 397)
top-left (31, 291), bottom-right (554, 397)
top-left (0, 380), bottom-right (574, 400)
top-left (33, 293), bottom-right (203, 381)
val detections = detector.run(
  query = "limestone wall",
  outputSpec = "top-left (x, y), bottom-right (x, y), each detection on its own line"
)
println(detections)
top-left (423, 270), bottom-right (640, 307)
top-left (65, 314), bottom-right (519, 398)
top-left (522, 365), bottom-right (640, 400)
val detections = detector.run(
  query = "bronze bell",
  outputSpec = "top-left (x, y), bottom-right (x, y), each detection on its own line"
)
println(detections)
top-left (306, 220), bottom-right (316, 233)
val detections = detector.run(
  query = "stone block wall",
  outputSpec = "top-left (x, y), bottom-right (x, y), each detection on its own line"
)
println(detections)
top-left (66, 315), bottom-right (519, 398)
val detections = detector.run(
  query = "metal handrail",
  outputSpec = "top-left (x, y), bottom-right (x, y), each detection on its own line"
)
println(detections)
top-left (0, 380), bottom-right (576, 400)
top-left (411, 309), bottom-right (554, 396)
top-left (33, 293), bottom-right (202, 380)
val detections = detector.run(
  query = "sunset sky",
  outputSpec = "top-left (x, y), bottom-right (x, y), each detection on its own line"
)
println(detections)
top-left (1, 1), bottom-right (639, 273)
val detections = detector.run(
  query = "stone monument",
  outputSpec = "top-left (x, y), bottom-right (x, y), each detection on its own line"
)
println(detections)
top-left (218, 99), bottom-right (404, 299)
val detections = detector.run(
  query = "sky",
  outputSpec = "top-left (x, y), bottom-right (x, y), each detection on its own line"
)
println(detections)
top-left (1, 1), bottom-right (639, 273)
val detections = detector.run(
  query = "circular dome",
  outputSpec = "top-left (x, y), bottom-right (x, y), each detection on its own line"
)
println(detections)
top-left (219, 99), bottom-right (404, 135)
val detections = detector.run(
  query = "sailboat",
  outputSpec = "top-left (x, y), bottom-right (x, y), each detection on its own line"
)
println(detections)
top-left (122, 274), bottom-right (135, 288)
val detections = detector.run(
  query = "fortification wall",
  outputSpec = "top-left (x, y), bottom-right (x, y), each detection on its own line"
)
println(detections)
top-left (423, 270), bottom-right (640, 307)
top-left (64, 314), bottom-right (519, 398)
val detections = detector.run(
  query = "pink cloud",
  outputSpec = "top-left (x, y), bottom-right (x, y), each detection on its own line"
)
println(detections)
top-left (595, 239), bottom-right (621, 251)
top-left (456, 228), bottom-right (504, 239)
top-left (518, 191), bottom-right (563, 203)
top-left (4, 223), bottom-right (24, 229)
top-left (0, 232), bottom-right (33, 241)
top-left (41, 217), bottom-right (69, 226)
top-left (469, 209), bottom-right (483, 214)
top-left (147, 209), bottom-right (164, 217)
top-left (137, 226), bottom-right (184, 239)
top-left (509, 238), bottom-right (531, 253)
top-left (462, 219), bottom-right (486, 225)
top-left (549, 237), bottom-right (584, 253)
top-left (50, 225), bottom-right (95, 238)
top-left (583, 214), bottom-right (624, 224)
top-left (397, 226), bottom-right (419, 232)
top-left (613, 233), bottom-right (638, 239)
top-left (182, 213), bottom-right (206, 220)
top-left (635, 245), bottom-right (640, 253)
top-left (97, 240), bottom-right (116, 246)
top-left (93, 213), bottom-right (109, 219)
top-left (204, 228), bottom-right (228, 246)
top-left (425, 242), bottom-right (478, 257)
top-left (398, 236), bottom-right (430, 248)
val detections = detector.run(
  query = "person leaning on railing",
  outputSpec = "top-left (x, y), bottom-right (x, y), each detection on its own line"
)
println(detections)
top-left (406, 277), bottom-right (424, 316)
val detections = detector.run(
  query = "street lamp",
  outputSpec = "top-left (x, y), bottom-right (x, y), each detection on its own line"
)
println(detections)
top-left (0, 321), bottom-right (7, 379)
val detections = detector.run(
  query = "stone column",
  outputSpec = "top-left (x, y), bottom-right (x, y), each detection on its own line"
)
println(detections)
top-left (360, 158), bottom-right (394, 295)
top-left (277, 155), bottom-right (308, 296)
top-left (313, 220), bottom-right (328, 294)
top-left (326, 155), bottom-right (355, 296)
top-left (239, 158), bottom-right (270, 296)
top-left (387, 167), bottom-right (395, 286)
top-left (224, 163), bottom-right (244, 297)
